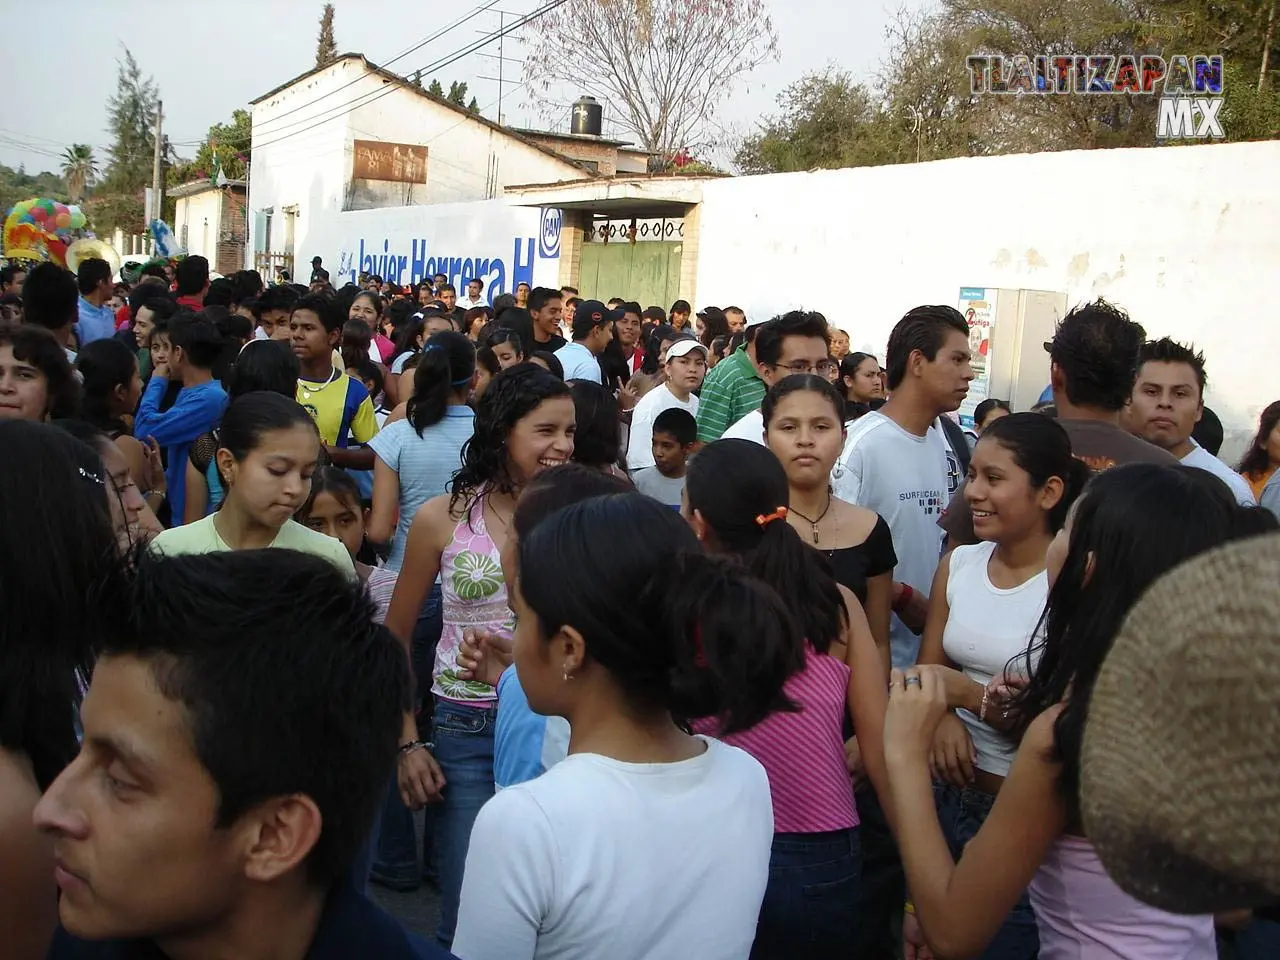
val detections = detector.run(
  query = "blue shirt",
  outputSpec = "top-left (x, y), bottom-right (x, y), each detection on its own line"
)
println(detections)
top-left (46, 878), bottom-right (455, 959)
top-left (367, 407), bottom-right (474, 571)
top-left (133, 377), bottom-right (228, 523)
top-left (493, 665), bottom-right (570, 790)
top-left (76, 297), bottom-right (118, 346)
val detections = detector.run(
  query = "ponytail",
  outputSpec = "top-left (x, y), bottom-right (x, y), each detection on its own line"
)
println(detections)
top-left (518, 493), bottom-right (796, 734)
top-left (340, 319), bottom-right (372, 372)
top-left (658, 552), bottom-right (800, 735)
top-left (687, 439), bottom-right (847, 654)
top-left (407, 330), bottom-right (476, 434)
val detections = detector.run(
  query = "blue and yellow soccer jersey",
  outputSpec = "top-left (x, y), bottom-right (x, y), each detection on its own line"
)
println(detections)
top-left (296, 371), bottom-right (379, 448)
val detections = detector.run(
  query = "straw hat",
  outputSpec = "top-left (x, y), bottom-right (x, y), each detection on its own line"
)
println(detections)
top-left (1081, 532), bottom-right (1280, 914)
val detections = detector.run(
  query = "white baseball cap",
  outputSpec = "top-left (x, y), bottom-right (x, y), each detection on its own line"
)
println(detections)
top-left (665, 338), bottom-right (709, 360)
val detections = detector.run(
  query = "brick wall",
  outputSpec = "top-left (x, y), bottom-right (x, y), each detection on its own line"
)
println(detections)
top-left (216, 190), bottom-right (247, 276)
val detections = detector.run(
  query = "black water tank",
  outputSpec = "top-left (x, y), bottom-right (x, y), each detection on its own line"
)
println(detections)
top-left (571, 96), bottom-right (603, 137)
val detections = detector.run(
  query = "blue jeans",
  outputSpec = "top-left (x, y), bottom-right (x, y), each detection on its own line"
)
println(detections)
top-left (372, 584), bottom-right (443, 888)
top-left (934, 782), bottom-right (1040, 960)
top-left (854, 783), bottom-right (904, 959)
top-left (1235, 918), bottom-right (1280, 959)
top-left (432, 697), bottom-right (497, 948)
top-left (751, 827), bottom-right (863, 959)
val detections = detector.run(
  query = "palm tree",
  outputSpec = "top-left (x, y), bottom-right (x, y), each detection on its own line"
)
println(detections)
top-left (61, 144), bottom-right (99, 202)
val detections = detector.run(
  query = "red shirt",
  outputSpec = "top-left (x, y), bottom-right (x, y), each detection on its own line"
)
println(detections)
top-left (176, 294), bottom-right (204, 310)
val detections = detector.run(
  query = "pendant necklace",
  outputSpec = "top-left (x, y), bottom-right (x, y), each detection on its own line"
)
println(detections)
top-left (789, 489), bottom-right (833, 545)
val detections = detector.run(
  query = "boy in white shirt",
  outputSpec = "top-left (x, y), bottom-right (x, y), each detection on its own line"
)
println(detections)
top-left (627, 339), bottom-right (708, 473)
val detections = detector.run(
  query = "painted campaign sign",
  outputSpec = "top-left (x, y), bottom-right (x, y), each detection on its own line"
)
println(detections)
top-left (326, 200), bottom-right (560, 301)
top-left (957, 286), bottom-right (996, 428)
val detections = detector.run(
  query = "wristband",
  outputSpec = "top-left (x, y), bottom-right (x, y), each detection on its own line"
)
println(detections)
top-left (397, 740), bottom-right (432, 757)
top-left (979, 683), bottom-right (993, 723)
top-left (893, 583), bottom-right (915, 613)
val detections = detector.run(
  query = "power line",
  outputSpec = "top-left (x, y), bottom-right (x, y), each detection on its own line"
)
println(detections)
top-left (250, 0), bottom-right (563, 152)
top-left (253, 0), bottom-right (504, 134)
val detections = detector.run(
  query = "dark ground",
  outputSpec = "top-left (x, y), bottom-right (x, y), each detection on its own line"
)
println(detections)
top-left (368, 808), bottom-right (441, 940)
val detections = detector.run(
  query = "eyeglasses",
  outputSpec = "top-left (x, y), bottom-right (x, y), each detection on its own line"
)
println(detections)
top-left (775, 359), bottom-right (837, 376)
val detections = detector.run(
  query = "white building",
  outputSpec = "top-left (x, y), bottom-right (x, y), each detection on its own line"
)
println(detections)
top-left (247, 54), bottom-right (598, 293)
top-left (170, 178), bottom-right (247, 277)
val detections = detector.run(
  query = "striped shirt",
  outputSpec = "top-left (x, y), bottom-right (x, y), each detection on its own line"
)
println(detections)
top-left (696, 344), bottom-right (766, 443)
top-left (693, 645), bottom-right (857, 834)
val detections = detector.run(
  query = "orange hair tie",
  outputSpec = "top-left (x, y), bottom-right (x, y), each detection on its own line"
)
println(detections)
top-left (755, 507), bottom-right (789, 528)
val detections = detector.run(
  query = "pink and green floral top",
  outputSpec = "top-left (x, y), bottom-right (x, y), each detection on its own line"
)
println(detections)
top-left (432, 490), bottom-right (514, 704)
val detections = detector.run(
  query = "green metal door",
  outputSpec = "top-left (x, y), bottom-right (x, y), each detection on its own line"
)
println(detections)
top-left (579, 241), bottom-right (682, 309)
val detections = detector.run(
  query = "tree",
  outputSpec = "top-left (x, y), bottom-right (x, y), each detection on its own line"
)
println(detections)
top-left (0, 164), bottom-right (69, 219)
top-left (98, 46), bottom-right (161, 235)
top-left (423, 78), bottom-right (480, 112)
top-left (316, 3), bottom-right (338, 68)
top-left (521, 0), bottom-right (778, 157)
top-left (167, 109), bottom-right (253, 189)
top-left (60, 145), bottom-right (98, 202)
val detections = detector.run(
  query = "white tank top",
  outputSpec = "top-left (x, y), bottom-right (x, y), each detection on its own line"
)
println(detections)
top-left (942, 541), bottom-right (1046, 777)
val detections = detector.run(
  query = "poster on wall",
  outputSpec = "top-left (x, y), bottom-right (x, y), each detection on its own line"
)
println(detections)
top-left (316, 200), bottom-right (561, 300)
top-left (957, 286), bottom-right (997, 428)
top-left (352, 140), bottom-right (428, 184)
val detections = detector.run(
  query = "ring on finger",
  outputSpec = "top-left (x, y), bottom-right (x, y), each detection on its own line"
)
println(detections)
top-left (904, 675), bottom-right (923, 688)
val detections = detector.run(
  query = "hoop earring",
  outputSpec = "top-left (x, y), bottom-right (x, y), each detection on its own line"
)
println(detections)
top-left (832, 460), bottom-right (845, 481)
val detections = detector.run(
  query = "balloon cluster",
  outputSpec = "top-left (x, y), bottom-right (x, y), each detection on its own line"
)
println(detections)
top-left (3, 197), bottom-right (90, 267)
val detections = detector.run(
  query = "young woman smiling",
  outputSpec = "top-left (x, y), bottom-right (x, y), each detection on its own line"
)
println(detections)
top-left (384, 362), bottom-right (575, 948)
top-left (913, 413), bottom-right (1087, 959)
top-left (888, 463), bottom-right (1252, 960)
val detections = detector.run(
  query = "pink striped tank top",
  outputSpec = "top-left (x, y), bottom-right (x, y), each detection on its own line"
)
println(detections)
top-left (1029, 834), bottom-right (1216, 959)
top-left (693, 645), bottom-right (857, 834)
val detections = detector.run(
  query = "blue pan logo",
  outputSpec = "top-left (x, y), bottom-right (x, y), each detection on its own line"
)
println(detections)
top-left (539, 208), bottom-right (562, 259)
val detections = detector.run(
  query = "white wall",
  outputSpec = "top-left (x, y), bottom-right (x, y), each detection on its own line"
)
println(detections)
top-left (305, 199), bottom-right (562, 300)
top-left (173, 190), bottom-right (222, 264)
top-left (694, 141), bottom-right (1280, 458)
top-left (248, 57), bottom-right (586, 261)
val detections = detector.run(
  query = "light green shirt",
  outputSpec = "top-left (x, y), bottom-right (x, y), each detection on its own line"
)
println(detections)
top-left (150, 515), bottom-right (356, 579)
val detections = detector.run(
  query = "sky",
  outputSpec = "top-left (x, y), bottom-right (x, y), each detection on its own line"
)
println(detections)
top-left (2, 0), bottom-right (933, 175)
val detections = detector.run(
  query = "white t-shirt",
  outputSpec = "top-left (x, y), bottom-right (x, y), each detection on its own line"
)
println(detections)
top-left (1180, 439), bottom-right (1256, 506)
top-left (832, 411), bottom-right (953, 667)
top-left (452, 737), bottom-right (773, 960)
top-left (720, 408), bottom-right (766, 445)
top-left (554, 341), bottom-right (602, 383)
top-left (626, 384), bottom-right (699, 471)
top-left (943, 541), bottom-right (1046, 777)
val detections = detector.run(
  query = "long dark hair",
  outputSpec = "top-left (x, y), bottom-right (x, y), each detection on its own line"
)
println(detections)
top-left (519, 493), bottom-right (799, 734)
top-left (1237, 400), bottom-right (1280, 477)
top-left (569, 380), bottom-right (620, 470)
top-left (686, 439), bottom-right (847, 659)
top-left (978, 413), bottom-right (1089, 533)
top-left (0, 421), bottom-right (121, 789)
top-left (450, 363), bottom-right (571, 513)
top-left (76, 337), bottom-right (138, 436)
top-left (407, 330), bottom-right (476, 435)
top-left (1010, 464), bottom-right (1263, 818)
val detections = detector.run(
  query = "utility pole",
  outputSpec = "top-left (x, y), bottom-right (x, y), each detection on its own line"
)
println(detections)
top-left (149, 100), bottom-right (163, 224)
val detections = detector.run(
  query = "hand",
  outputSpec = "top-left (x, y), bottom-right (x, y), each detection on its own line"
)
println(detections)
top-left (929, 712), bottom-right (976, 788)
top-left (397, 746), bottom-right (446, 808)
top-left (456, 627), bottom-right (512, 688)
top-left (151, 361), bottom-right (170, 379)
top-left (983, 673), bottom-right (1030, 733)
top-left (617, 381), bottom-right (640, 411)
top-left (885, 667), bottom-right (948, 766)
top-left (141, 436), bottom-right (166, 493)
top-left (904, 911), bottom-right (934, 960)
top-left (844, 736), bottom-right (865, 785)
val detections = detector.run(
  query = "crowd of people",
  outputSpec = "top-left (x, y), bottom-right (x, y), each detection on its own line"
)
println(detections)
top-left (0, 249), bottom-right (1279, 960)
